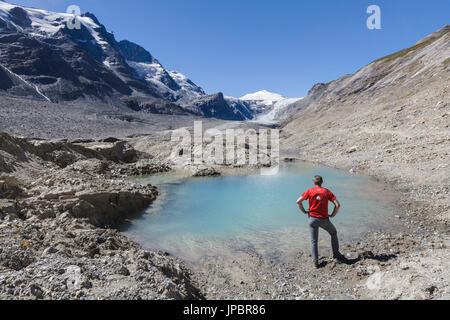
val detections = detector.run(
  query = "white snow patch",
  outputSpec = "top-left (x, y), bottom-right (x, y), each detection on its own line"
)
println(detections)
top-left (126, 59), bottom-right (205, 103)
top-left (238, 90), bottom-right (303, 123)
top-left (1, 63), bottom-right (51, 101)
top-left (1, 2), bottom-right (79, 35)
top-left (168, 70), bottom-right (205, 96)
top-left (0, 2), bottom-right (108, 49)
top-left (255, 97), bottom-right (303, 124)
top-left (127, 60), bottom-right (167, 82)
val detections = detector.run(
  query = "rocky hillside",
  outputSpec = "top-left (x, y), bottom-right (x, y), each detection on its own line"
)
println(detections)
top-left (282, 25), bottom-right (449, 120)
top-left (0, 131), bottom-right (204, 299)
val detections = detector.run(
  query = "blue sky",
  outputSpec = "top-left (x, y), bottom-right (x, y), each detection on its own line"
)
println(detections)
top-left (8, 0), bottom-right (450, 98)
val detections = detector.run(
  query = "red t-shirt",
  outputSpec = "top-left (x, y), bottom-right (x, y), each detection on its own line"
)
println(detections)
top-left (302, 187), bottom-right (337, 219)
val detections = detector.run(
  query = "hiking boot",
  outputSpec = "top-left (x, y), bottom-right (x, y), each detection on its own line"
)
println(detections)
top-left (333, 253), bottom-right (347, 263)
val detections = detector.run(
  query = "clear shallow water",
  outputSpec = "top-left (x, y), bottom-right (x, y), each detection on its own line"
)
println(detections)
top-left (125, 163), bottom-right (400, 262)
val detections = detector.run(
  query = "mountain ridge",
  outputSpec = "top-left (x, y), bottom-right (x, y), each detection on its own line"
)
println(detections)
top-left (0, 1), bottom-right (274, 121)
top-left (279, 24), bottom-right (450, 122)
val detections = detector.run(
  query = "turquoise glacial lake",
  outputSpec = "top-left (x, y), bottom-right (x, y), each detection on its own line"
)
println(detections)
top-left (125, 162), bottom-right (401, 262)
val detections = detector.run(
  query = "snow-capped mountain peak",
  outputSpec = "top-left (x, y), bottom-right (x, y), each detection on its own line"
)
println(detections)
top-left (240, 90), bottom-right (285, 103)
top-left (0, 1), bottom-right (294, 121)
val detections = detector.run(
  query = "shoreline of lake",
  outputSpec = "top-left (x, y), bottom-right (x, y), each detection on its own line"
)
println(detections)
top-left (0, 132), bottom-right (447, 300)
top-left (125, 161), bottom-right (405, 266)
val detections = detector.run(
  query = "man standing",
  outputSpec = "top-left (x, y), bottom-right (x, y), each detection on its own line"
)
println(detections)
top-left (297, 176), bottom-right (343, 268)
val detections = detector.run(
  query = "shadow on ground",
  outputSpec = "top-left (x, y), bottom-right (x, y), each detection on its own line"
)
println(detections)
top-left (318, 250), bottom-right (398, 268)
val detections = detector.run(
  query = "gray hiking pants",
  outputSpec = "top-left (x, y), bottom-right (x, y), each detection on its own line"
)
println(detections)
top-left (309, 216), bottom-right (340, 266)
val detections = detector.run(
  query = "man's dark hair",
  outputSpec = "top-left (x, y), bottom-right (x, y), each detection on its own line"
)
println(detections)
top-left (314, 175), bottom-right (323, 186)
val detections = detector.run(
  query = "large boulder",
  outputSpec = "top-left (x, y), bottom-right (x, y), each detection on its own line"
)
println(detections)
top-left (0, 175), bottom-right (24, 199)
top-left (191, 166), bottom-right (221, 177)
top-left (87, 141), bottom-right (137, 163)
top-left (70, 187), bottom-right (157, 228)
